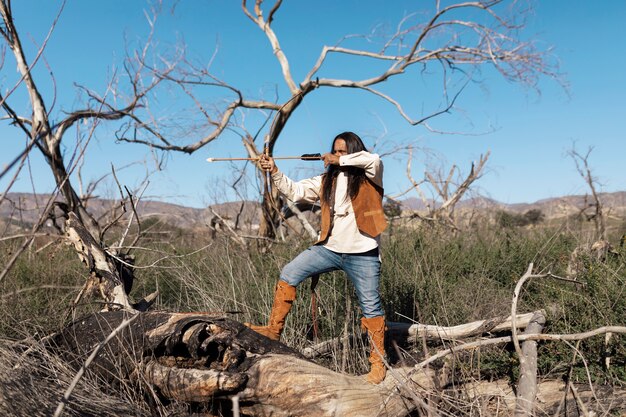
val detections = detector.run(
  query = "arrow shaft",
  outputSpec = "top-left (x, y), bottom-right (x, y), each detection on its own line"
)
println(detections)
top-left (207, 154), bottom-right (322, 162)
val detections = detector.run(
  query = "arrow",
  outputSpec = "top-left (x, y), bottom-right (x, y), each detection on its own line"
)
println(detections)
top-left (206, 153), bottom-right (322, 163)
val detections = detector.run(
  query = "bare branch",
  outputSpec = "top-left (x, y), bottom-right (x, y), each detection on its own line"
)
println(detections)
top-left (266, 0), bottom-right (282, 25)
top-left (398, 145), bottom-right (431, 208)
top-left (2, 285), bottom-right (80, 300)
top-left (0, 0), bottom-right (65, 111)
top-left (243, 0), bottom-right (297, 94)
top-left (438, 151), bottom-right (490, 213)
top-left (208, 207), bottom-right (247, 248)
top-left (415, 325), bottom-right (626, 370)
top-left (568, 144), bottom-right (606, 240)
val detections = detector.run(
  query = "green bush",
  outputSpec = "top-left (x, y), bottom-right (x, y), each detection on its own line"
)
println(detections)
top-left (496, 208), bottom-right (545, 228)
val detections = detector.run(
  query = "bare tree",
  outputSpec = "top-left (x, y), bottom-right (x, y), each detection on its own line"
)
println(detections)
top-left (389, 147), bottom-right (490, 229)
top-left (563, 144), bottom-right (616, 279)
top-left (0, 0), bottom-right (557, 333)
top-left (112, 0), bottom-right (558, 237)
top-left (567, 144), bottom-right (606, 240)
top-left (0, 1), bottom-right (165, 309)
top-left (425, 151), bottom-right (490, 227)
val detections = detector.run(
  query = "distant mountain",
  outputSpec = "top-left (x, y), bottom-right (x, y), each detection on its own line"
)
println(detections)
top-left (400, 191), bottom-right (626, 220)
top-left (2, 191), bottom-right (625, 230)
top-left (0, 193), bottom-right (260, 231)
top-left (503, 192), bottom-right (626, 219)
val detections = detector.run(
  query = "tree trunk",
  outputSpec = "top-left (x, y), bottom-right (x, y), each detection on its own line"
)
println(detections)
top-left (50, 311), bottom-right (418, 417)
top-left (515, 310), bottom-right (546, 417)
top-left (65, 213), bottom-right (133, 309)
top-left (14, 311), bottom-right (619, 417)
top-left (305, 313), bottom-right (537, 359)
top-left (258, 186), bottom-right (281, 240)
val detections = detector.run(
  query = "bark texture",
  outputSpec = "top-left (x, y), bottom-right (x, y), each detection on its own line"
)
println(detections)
top-left (50, 311), bottom-right (417, 417)
top-left (38, 311), bottom-right (626, 417)
top-left (515, 311), bottom-right (546, 417)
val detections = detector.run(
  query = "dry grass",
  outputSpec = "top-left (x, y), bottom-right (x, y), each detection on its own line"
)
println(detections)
top-left (0, 341), bottom-right (153, 417)
top-left (0, 218), bottom-right (625, 416)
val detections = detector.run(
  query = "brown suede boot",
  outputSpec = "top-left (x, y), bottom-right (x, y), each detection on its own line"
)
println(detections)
top-left (361, 316), bottom-right (386, 384)
top-left (246, 280), bottom-right (296, 341)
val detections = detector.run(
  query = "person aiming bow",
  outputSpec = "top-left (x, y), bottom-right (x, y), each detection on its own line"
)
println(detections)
top-left (247, 131), bottom-right (388, 384)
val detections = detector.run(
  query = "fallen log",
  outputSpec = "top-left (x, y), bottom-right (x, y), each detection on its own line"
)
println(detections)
top-left (303, 312), bottom-right (536, 359)
top-left (387, 312), bottom-right (536, 343)
top-left (49, 311), bottom-right (420, 417)
top-left (2, 310), bottom-right (622, 417)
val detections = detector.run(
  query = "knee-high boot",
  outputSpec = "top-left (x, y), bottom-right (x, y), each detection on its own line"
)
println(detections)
top-left (361, 315), bottom-right (386, 384)
top-left (246, 280), bottom-right (296, 341)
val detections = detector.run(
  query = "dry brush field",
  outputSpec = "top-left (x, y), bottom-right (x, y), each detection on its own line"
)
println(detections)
top-left (1, 192), bottom-right (625, 416)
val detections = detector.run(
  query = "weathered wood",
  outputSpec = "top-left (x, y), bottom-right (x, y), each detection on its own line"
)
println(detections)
top-left (515, 310), bottom-right (546, 417)
top-left (44, 310), bottom-right (626, 417)
top-left (144, 361), bottom-right (248, 401)
top-left (50, 311), bottom-right (418, 417)
top-left (387, 312), bottom-right (535, 343)
top-left (65, 212), bottom-right (133, 310)
top-left (240, 355), bottom-right (414, 417)
top-left (303, 313), bottom-right (536, 359)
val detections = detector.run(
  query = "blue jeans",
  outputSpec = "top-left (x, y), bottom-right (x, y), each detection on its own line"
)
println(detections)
top-left (280, 245), bottom-right (384, 318)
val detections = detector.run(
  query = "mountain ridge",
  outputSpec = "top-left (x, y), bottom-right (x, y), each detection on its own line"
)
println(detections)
top-left (2, 191), bottom-right (625, 229)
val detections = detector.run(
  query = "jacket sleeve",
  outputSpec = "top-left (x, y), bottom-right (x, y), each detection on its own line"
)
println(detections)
top-left (271, 170), bottom-right (323, 203)
top-left (338, 151), bottom-right (383, 188)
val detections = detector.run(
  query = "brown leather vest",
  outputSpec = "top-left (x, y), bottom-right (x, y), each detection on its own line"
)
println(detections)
top-left (317, 176), bottom-right (388, 244)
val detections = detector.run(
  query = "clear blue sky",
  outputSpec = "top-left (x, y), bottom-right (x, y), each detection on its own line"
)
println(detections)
top-left (1, 1), bottom-right (625, 208)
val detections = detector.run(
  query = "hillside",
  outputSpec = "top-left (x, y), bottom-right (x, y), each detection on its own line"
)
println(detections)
top-left (0, 193), bottom-right (259, 231)
top-left (402, 191), bottom-right (626, 221)
top-left (2, 191), bottom-right (626, 231)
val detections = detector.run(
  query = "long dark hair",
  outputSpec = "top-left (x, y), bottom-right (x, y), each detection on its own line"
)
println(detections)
top-left (321, 132), bottom-right (368, 205)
